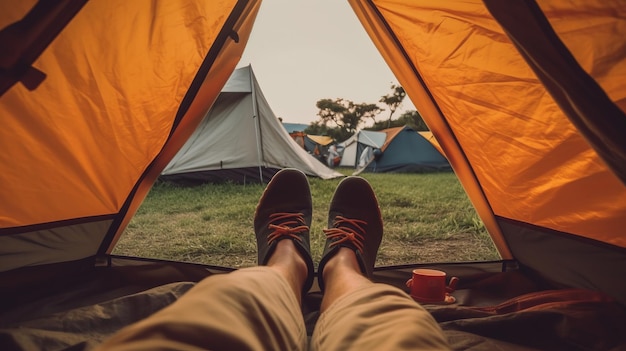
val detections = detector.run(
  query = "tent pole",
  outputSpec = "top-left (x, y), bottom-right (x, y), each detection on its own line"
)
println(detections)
top-left (249, 65), bottom-right (264, 183)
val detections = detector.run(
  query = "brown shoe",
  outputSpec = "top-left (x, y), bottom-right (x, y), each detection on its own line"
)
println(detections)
top-left (317, 176), bottom-right (383, 291)
top-left (254, 168), bottom-right (315, 294)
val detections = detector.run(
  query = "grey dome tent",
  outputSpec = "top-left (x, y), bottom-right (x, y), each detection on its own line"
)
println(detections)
top-left (160, 65), bottom-right (342, 184)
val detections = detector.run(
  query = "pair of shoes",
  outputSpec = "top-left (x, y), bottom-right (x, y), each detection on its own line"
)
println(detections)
top-left (255, 168), bottom-right (383, 294)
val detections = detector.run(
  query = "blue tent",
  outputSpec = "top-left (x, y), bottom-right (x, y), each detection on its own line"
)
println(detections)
top-left (355, 126), bottom-right (451, 174)
top-left (282, 122), bottom-right (309, 134)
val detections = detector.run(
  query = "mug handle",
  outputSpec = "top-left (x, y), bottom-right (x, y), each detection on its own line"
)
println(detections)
top-left (446, 276), bottom-right (459, 293)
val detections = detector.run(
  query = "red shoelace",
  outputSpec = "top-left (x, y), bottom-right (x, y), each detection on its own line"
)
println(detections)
top-left (266, 212), bottom-right (309, 244)
top-left (323, 215), bottom-right (366, 254)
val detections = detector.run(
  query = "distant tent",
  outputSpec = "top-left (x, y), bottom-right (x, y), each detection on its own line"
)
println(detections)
top-left (289, 131), bottom-right (308, 151)
top-left (287, 127), bottom-right (336, 164)
top-left (160, 65), bottom-right (342, 184)
top-left (337, 129), bottom-right (387, 167)
top-left (306, 135), bottom-right (335, 151)
top-left (282, 123), bottom-right (309, 134)
top-left (288, 130), bottom-right (333, 151)
top-left (418, 131), bottom-right (445, 156)
top-left (339, 126), bottom-right (451, 173)
top-left (355, 126), bottom-right (451, 173)
top-left (284, 123), bottom-right (309, 155)
top-left (296, 134), bottom-right (334, 155)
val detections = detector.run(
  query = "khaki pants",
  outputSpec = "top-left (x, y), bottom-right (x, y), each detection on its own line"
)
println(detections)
top-left (97, 267), bottom-right (450, 350)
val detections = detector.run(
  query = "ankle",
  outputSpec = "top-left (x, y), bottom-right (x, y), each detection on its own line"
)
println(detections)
top-left (319, 248), bottom-right (372, 312)
top-left (268, 240), bottom-right (308, 289)
top-left (322, 248), bottom-right (361, 281)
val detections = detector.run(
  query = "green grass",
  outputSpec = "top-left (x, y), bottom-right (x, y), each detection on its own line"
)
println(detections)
top-left (113, 169), bottom-right (500, 268)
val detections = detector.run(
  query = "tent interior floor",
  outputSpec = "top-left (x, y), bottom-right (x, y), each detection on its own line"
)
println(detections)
top-left (1, 257), bottom-right (624, 351)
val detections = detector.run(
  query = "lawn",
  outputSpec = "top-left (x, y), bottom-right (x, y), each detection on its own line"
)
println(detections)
top-left (113, 169), bottom-right (500, 269)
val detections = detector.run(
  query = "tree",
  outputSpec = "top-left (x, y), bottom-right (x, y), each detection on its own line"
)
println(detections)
top-left (379, 84), bottom-right (406, 128)
top-left (305, 121), bottom-right (350, 142)
top-left (351, 102), bottom-right (382, 127)
top-left (370, 109), bottom-right (429, 131)
top-left (316, 98), bottom-right (347, 127)
top-left (399, 110), bottom-right (429, 131)
top-left (315, 98), bottom-right (383, 134)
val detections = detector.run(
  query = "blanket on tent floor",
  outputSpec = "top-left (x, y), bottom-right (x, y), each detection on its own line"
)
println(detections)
top-left (1, 257), bottom-right (625, 351)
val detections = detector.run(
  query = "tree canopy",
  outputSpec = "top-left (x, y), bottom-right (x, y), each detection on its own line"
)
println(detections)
top-left (371, 110), bottom-right (429, 131)
top-left (379, 84), bottom-right (406, 128)
top-left (316, 98), bottom-right (382, 133)
top-left (309, 83), bottom-right (428, 143)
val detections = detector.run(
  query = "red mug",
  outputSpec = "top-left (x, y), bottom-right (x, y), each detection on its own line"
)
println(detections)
top-left (405, 269), bottom-right (459, 304)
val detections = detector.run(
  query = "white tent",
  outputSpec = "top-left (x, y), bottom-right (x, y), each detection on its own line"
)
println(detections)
top-left (161, 65), bottom-right (343, 184)
top-left (337, 130), bottom-right (387, 167)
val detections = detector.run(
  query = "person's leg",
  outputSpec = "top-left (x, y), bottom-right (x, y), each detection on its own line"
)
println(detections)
top-left (319, 247), bottom-right (370, 312)
top-left (312, 176), bottom-right (450, 351)
top-left (95, 260), bottom-right (308, 351)
top-left (96, 169), bottom-right (314, 351)
top-left (267, 238), bottom-right (308, 305)
top-left (314, 248), bottom-right (450, 350)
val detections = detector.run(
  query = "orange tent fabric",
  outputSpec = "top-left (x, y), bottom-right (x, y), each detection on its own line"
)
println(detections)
top-left (0, 0), bottom-right (261, 271)
top-left (350, 0), bottom-right (626, 302)
top-left (351, 0), bottom-right (626, 248)
top-left (1, 2), bottom-right (626, 349)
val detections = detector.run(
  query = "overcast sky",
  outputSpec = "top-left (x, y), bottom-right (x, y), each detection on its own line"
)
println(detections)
top-left (237, 0), bottom-right (416, 125)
